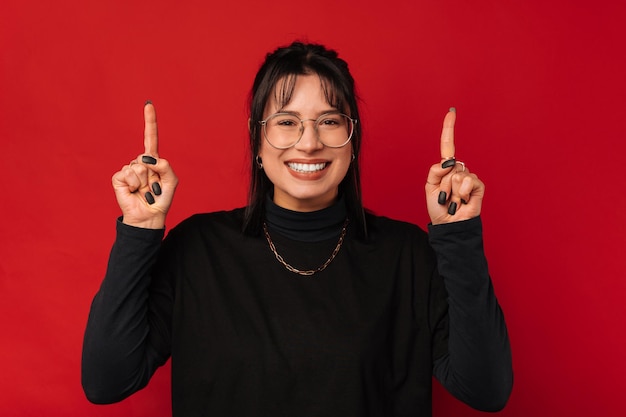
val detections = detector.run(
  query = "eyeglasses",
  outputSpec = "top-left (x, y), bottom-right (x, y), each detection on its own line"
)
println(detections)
top-left (259, 112), bottom-right (357, 149)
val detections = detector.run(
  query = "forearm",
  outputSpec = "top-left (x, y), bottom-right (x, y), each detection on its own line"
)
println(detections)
top-left (81, 219), bottom-right (169, 404)
top-left (429, 217), bottom-right (513, 411)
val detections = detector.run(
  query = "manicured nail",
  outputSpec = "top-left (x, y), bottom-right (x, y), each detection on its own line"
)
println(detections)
top-left (145, 192), bottom-right (155, 205)
top-left (449, 107), bottom-right (456, 113)
top-left (151, 182), bottom-right (162, 196)
top-left (142, 155), bottom-right (157, 164)
top-left (448, 202), bottom-right (457, 215)
top-left (438, 191), bottom-right (447, 205)
top-left (145, 100), bottom-right (152, 106)
top-left (442, 159), bottom-right (456, 169)
top-left (461, 199), bottom-right (467, 205)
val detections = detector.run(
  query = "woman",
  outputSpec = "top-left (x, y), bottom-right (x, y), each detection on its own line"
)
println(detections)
top-left (82, 42), bottom-right (512, 416)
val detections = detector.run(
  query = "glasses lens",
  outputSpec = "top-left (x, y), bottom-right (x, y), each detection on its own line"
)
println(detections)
top-left (316, 113), bottom-right (353, 147)
top-left (264, 114), bottom-right (301, 148)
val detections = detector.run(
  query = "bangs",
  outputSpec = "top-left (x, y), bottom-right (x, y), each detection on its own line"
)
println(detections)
top-left (273, 71), bottom-right (348, 114)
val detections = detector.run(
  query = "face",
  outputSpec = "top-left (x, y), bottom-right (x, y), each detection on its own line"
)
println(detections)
top-left (259, 74), bottom-right (353, 212)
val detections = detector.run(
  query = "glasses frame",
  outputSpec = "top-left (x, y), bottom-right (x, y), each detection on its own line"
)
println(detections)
top-left (259, 112), bottom-right (358, 150)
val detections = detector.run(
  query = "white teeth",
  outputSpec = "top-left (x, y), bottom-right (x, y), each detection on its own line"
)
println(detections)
top-left (287, 162), bottom-right (327, 173)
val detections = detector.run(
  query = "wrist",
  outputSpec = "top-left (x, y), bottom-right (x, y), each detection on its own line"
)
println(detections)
top-left (121, 215), bottom-right (166, 230)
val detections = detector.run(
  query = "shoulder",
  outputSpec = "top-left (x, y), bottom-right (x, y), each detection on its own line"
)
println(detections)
top-left (359, 211), bottom-right (433, 256)
top-left (354, 211), bottom-right (437, 275)
top-left (364, 211), bottom-right (428, 241)
top-left (166, 207), bottom-right (246, 240)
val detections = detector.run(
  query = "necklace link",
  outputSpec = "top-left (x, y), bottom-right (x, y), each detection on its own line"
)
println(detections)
top-left (262, 219), bottom-right (349, 276)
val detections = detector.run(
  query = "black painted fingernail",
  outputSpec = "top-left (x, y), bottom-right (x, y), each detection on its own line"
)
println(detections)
top-left (449, 107), bottom-right (456, 113)
top-left (145, 100), bottom-right (152, 105)
top-left (438, 191), bottom-right (447, 205)
top-left (145, 192), bottom-right (155, 205)
top-left (442, 159), bottom-right (456, 169)
top-left (152, 182), bottom-right (162, 196)
top-left (142, 155), bottom-right (157, 165)
top-left (448, 202), bottom-right (457, 215)
top-left (461, 199), bottom-right (467, 205)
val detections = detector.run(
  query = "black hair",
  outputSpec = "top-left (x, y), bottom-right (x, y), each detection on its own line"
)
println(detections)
top-left (243, 41), bottom-right (367, 239)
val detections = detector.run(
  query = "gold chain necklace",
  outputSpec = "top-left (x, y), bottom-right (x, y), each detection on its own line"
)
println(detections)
top-left (262, 218), bottom-right (349, 276)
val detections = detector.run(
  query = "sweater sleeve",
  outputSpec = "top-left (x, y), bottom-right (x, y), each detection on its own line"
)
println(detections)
top-left (81, 218), bottom-right (172, 404)
top-left (428, 216), bottom-right (513, 412)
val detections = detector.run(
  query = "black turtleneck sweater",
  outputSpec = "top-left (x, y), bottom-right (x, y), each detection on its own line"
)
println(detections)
top-left (82, 200), bottom-right (512, 416)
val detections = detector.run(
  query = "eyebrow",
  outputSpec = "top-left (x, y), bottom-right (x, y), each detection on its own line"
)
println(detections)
top-left (275, 108), bottom-right (340, 117)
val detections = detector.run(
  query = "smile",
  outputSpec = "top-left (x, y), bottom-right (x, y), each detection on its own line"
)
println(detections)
top-left (287, 162), bottom-right (327, 173)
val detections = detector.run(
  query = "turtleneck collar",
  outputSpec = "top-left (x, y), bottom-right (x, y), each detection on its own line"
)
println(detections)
top-left (264, 194), bottom-right (347, 242)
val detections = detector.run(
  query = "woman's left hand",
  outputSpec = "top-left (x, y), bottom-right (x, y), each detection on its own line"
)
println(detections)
top-left (425, 109), bottom-right (485, 225)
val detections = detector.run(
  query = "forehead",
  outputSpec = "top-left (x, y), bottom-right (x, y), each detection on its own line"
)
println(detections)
top-left (266, 73), bottom-right (339, 112)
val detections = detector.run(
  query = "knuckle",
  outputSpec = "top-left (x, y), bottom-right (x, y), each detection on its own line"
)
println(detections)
top-left (133, 164), bottom-right (148, 175)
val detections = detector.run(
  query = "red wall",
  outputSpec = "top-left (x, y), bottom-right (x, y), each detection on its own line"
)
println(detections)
top-left (1, 1), bottom-right (625, 416)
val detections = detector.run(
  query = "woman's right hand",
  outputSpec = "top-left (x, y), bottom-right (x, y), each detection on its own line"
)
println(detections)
top-left (111, 102), bottom-right (178, 229)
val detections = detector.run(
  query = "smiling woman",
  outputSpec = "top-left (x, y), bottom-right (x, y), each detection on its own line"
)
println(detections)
top-left (81, 41), bottom-right (512, 416)
top-left (244, 43), bottom-right (366, 234)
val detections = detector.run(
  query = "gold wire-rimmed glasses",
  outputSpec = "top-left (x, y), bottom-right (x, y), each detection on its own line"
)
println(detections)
top-left (259, 112), bottom-right (357, 149)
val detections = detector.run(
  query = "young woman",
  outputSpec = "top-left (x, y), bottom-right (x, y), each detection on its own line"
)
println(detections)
top-left (82, 41), bottom-right (512, 416)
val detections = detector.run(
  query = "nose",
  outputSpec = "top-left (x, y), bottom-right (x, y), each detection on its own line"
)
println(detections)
top-left (294, 119), bottom-right (323, 152)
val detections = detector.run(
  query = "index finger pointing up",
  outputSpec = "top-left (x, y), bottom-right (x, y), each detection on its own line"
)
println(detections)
top-left (440, 107), bottom-right (456, 160)
top-left (144, 101), bottom-right (159, 157)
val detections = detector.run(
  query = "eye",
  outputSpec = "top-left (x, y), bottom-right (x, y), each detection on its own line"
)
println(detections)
top-left (318, 114), bottom-right (345, 128)
top-left (277, 119), bottom-right (297, 127)
top-left (270, 114), bottom-right (300, 128)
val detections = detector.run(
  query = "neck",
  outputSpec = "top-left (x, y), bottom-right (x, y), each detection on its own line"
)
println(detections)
top-left (272, 189), bottom-right (339, 212)
top-left (264, 194), bottom-right (347, 242)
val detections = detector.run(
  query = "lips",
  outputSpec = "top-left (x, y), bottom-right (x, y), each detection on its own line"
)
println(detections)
top-left (286, 162), bottom-right (328, 173)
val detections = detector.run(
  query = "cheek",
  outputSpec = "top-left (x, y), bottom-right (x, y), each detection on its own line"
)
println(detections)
top-left (339, 144), bottom-right (354, 166)
top-left (258, 142), bottom-right (284, 179)
top-left (258, 140), bottom-right (276, 162)
top-left (332, 147), bottom-right (354, 178)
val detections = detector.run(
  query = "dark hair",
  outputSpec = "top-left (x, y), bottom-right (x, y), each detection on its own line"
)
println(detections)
top-left (243, 41), bottom-right (367, 239)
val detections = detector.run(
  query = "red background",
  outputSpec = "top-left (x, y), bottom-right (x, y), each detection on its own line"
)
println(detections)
top-left (1, 0), bottom-right (625, 416)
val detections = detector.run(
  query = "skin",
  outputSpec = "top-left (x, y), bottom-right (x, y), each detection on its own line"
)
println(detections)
top-left (112, 100), bottom-right (484, 229)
